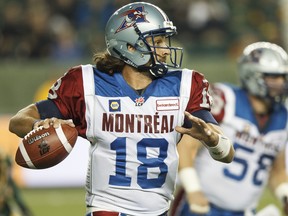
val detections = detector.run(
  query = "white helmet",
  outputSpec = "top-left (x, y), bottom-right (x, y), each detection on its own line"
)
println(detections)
top-left (238, 41), bottom-right (288, 103)
top-left (105, 2), bottom-right (183, 77)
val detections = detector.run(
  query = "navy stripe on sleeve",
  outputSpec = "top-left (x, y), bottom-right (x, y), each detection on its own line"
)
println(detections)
top-left (183, 109), bottom-right (218, 128)
top-left (35, 99), bottom-right (64, 120)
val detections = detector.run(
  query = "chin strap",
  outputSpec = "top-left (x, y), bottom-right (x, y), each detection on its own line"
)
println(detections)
top-left (149, 63), bottom-right (168, 77)
top-left (112, 47), bottom-right (168, 77)
top-left (138, 63), bottom-right (168, 78)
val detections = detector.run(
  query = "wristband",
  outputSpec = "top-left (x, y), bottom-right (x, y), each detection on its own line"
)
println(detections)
top-left (275, 183), bottom-right (288, 202)
top-left (190, 204), bottom-right (210, 214)
top-left (205, 134), bottom-right (231, 160)
top-left (178, 167), bottom-right (201, 193)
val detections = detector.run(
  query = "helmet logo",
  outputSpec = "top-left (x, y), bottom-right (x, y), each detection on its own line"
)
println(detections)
top-left (116, 6), bottom-right (148, 33)
top-left (250, 50), bottom-right (263, 63)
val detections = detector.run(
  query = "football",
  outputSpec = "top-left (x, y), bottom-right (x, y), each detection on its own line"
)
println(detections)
top-left (15, 124), bottom-right (78, 169)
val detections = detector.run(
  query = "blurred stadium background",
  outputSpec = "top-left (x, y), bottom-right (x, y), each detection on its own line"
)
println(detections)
top-left (1, 0), bottom-right (288, 215)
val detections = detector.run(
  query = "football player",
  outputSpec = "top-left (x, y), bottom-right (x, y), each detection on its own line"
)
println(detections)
top-left (171, 42), bottom-right (288, 216)
top-left (9, 2), bottom-right (234, 216)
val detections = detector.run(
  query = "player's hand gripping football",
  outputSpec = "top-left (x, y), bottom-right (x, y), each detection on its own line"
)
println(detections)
top-left (33, 117), bottom-right (75, 129)
top-left (175, 111), bottom-right (220, 147)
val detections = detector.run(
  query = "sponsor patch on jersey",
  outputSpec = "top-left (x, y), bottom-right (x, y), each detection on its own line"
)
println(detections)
top-left (109, 100), bottom-right (121, 112)
top-left (156, 99), bottom-right (180, 111)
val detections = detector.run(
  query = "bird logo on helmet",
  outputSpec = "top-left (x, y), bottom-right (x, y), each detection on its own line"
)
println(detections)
top-left (116, 6), bottom-right (148, 33)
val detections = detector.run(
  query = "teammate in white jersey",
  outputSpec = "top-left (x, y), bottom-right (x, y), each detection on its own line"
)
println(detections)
top-left (8, 2), bottom-right (234, 216)
top-left (171, 42), bottom-right (288, 216)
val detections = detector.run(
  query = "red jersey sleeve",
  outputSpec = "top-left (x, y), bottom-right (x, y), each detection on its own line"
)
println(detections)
top-left (186, 71), bottom-right (213, 113)
top-left (48, 65), bottom-right (87, 137)
top-left (209, 84), bottom-right (226, 123)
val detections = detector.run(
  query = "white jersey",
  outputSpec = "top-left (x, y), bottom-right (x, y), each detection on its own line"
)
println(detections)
top-left (48, 64), bottom-right (213, 215)
top-left (195, 83), bottom-right (288, 211)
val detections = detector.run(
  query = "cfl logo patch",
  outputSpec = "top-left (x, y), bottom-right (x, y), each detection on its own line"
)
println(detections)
top-left (109, 100), bottom-right (121, 112)
top-left (135, 96), bottom-right (145, 106)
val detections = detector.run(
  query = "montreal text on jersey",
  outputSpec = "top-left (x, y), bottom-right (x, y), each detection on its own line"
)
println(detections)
top-left (235, 130), bottom-right (281, 152)
top-left (102, 113), bottom-right (175, 133)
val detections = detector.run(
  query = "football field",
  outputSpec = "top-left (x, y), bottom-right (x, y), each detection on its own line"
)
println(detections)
top-left (22, 187), bottom-right (86, 216)
top-left (21, 187), bottom-right (283, 216)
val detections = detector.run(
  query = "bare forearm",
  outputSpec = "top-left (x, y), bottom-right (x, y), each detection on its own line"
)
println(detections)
top-left (9, 104), bottom-right (40, 138)
top-left (177, 135), bottom-right (201, 169)
top-left (268, 151), bottom-right (287, 191)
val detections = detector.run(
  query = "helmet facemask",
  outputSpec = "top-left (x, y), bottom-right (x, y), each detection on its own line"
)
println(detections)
top-left (134, 24), bottom-right (183, 77)
top-left (262, 73), bottom-right (288, 104)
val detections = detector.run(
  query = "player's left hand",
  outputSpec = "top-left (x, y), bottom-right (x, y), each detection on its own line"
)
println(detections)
top-left (175, 111), bottom-right (219, 147)
top-left (186, 191), bottom-right (210, 214)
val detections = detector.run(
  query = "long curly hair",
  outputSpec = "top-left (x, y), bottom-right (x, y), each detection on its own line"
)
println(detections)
top-left (93, 51), bottom-right (125, 75)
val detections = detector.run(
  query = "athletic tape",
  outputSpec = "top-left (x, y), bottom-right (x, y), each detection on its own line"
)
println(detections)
top-left (190, 204), bottom-right (210, 214)
top-left (178, 167), bottom-right (201, 193)
top-left (206, 134), bottom-right (231, 160)
top-left (275, 182), bottom-right (288, 202)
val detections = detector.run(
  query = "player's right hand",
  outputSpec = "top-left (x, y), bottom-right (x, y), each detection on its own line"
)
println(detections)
top-left (187, 191), bottom-right (210, 214)
top-left (33, 118), bottom-right (75, 129)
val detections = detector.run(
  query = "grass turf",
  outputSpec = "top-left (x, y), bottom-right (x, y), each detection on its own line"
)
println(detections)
top-left (20, 187), bottom-right (283, 216)
top-left (21, 187), bottom-right (86, 216)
